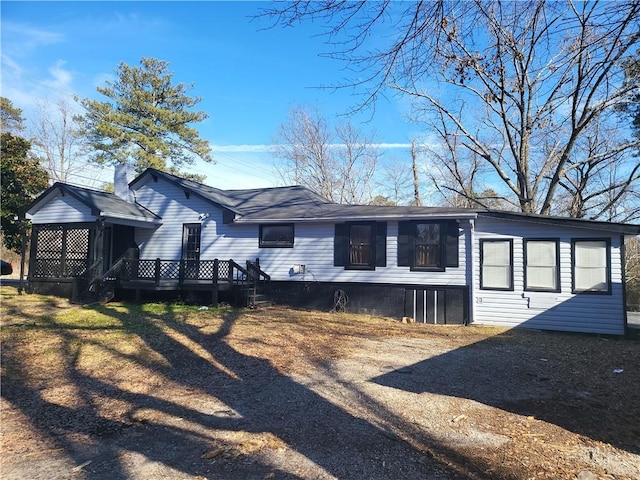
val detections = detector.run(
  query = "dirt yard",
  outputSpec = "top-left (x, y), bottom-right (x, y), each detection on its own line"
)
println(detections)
top-left (1, 285), bottom-right (639, 480)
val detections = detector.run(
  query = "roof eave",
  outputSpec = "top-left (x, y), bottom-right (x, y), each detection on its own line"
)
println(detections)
top-left (480, 211), bottom-right (640, 235)
top-left (101, 214), bottom-right (162, 229)
top-left (233, 212), bottom-right (479, 224)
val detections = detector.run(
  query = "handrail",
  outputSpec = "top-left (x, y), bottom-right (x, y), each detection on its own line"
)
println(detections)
top-left (74, 258), bottom-right (103, 298)
top-left (229, 259), bottom-right (250, 282)
top-left (101, 256), bottom-right (128, 281)
top-left (90, 247), bottom-right (138, 288)
top-left (82, 258), bottom-right (104, 280)
top-left (246, 260), bottom-right (271, 282)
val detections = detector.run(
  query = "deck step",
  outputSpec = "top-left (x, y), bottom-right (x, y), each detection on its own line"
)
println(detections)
top-left (248, 292), bottom-right (272, 308)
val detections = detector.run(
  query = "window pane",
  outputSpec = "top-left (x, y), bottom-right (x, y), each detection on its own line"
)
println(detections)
top-left (483, 265), bottom-right (510, 288)
top-left (484, 241), bottom-right (509, 264)
top-left (260, 224), bottom-right (294, 247)
top-left (526, 240), bottom-right (558, 290)
top-left (528, 266), bottom-right (557, 289)
top-left (416, 223), bottom-right (439, 243)
top-left (416, 245), bottom-right (439, 266)
top-left (528, 241), bottom-right (555, 266)
top-left (575, 266), bottom-right (607, 290)
top-left (574, 241), bottom-right (608, 292)
top-left (575, 241), bottom-right (606, 267)
top-left (415, 223), bottom-right (441, 268)
top-left (350, 224), bottom-right (372, 266)
top-left (481, 240), bottom-right (511, 289)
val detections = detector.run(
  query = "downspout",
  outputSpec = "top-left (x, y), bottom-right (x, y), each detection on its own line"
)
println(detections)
top-left (468, 219), bottom-right (476, 326)
top-left (621, 235), bottom-right (628, 336)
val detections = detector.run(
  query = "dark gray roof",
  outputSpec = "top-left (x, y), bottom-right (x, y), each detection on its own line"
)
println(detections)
top-left (237, 203), bottom-right (483, 222)
top-left (481, 210), bottom-right (640, 234)
top-left (131, 168), bottom-right (332, 216)
top-left (27, 182), bottom-right (160, 222)
top-left (130, 168), bottom-right (640, 233)
top-left (133, 168), bottom-right (483, 221)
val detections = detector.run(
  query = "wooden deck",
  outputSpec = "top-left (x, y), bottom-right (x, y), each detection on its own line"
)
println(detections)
top-left (118, 278), bottom-right (238, 291)
top-left (28, 256), bottom-right (270, 306)
top-left (98, 257), bottom-right (268, 305)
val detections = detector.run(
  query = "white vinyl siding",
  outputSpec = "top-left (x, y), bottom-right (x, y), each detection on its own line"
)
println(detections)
top-left (573, 240), bottom-right (609, 293)
top-left (29, 194), bottom-right (95, 224)
top-left (472, 217), bottom-right (625, 335)
top-left (525, 240), bottom-right (559, 291)
top-left (131, 176), bottom-right (470, 286)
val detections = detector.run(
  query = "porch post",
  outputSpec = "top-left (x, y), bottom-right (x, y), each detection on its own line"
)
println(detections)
top-left (18, 218), bottom-right (28, 294)
top-left (27, 224), bottom-right (39, 282)
top-left (212, 258), bottom-right (219, 306)
top-left (93, 219), bottom-right (104, 272)
top-left (155, 258), bottom-right (161, 287)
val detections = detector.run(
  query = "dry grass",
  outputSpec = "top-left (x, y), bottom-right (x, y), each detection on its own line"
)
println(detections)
top-left (2, 285), bottom-right (639, 480)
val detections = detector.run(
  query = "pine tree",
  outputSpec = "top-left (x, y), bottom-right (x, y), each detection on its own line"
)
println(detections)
top-left (78, 58), bottom-right (213, 173)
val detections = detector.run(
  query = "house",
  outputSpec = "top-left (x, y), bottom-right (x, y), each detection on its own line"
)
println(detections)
top-left (23, 167), bottom-right (640, 335)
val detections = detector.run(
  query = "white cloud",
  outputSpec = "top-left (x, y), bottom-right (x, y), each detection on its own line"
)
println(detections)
top-left (43, 60), bottom-right (74, 92)
top-left (373, 143), bottom-right (413, 149)
top-left (1, 59), bottom-right (77, 112)
top-left (1, 22), bottom-right (74, 110)
top-left (209, 143), bottom-right (413, 153)
top-left (1, 22), bottom-right (64, 56)
top-left (210, 144), bottom-right (273, 153)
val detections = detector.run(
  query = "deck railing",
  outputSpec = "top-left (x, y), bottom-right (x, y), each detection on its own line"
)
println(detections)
top-left (102, 257), bottom-right (268, 288)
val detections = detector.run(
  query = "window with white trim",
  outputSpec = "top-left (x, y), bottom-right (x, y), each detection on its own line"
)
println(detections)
top-left (572, 239), bottom-right (610, 294)
top-left (525, 239), bottom-right (560, 292)
top-left (480, 239), bottom-right (513, 290)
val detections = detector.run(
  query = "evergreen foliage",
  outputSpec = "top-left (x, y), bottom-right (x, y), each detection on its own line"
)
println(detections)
top-left (78, 58), bottom-right (213, 173)
top-left (1, 133), bottom-right (49, 253)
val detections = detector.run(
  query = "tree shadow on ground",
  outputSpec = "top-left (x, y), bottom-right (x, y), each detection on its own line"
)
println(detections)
top-left (1, 302), bottom-right (507, 480)
top-left (372, 327), bottom-right (640, 455)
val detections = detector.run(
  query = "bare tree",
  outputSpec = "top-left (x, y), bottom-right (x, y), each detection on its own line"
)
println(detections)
top-left (375, 156), bottom-right (412, 205)
top-left (410, 140), bottom-right (422, 206)
top-left (29, 98), bottom-right (89, 184)
top-left (273, 106), bottom-right (379, 204)
top-left (265, 1), bottom-right (640, 220)
top-left (626, 235), bottom-right (640, 310)
top-left (422, 108), bottom-right (509, 209)
top-left (554, 123), bottom-right (640, 221)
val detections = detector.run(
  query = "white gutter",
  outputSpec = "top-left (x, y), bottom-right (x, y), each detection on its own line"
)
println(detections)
top-left (101, 214), bottom-right (162, 228)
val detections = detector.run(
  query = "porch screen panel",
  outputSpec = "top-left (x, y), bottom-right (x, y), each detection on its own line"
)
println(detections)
top-left (64, 228), bottom-right (91, 276)
top-left (34, 227), bottom-right (64, 277)
top-left (32, 225), bottom-right (90, 278)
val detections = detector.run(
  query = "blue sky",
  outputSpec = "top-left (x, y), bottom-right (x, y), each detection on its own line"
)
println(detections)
top-left (1, 1), bottom-right (418, 190)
